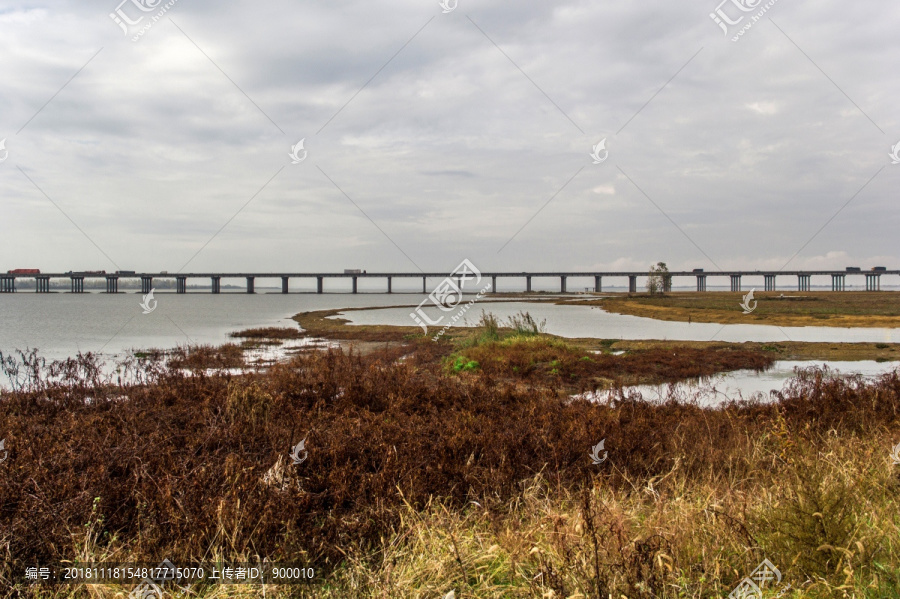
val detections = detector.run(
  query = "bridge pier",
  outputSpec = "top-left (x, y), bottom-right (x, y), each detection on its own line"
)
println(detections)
top-left (526, 276), bottom-right (532, 293)
top-left (141, 276), bottom-right (153, 294)
top-left (176, 276), bottom-right (187, 294)
top-left (492, 276), bottom-right (497, 293)
top-left (211, 276), bottom-right (221, 294)
top-left (696, 274), bottom-right (707, 292)
top-left (0, 277), bottom-right (14, 293)
top-left (560, 276), bottom-right (567, 293)
top-left (797, 274), bottom-right (811, 291)
top-left (35, 276), bottom-right (50, 293)
top-left (831, 274), bottom-right (845, 291)
top-left (764, 274), bottom-right (776, 291)
top-left (628, 275), bottom-right (637, 293)
top-left (422, 277), bottom-right (427, 294)
top-left (594, 275), bottom-right (601, 292)
top-left (663, 275), bottom-right (672, 293)
top-left (866, 273), bottom-right (880, 291)
top-left (317, 276), bottom-right (324, 294)
top-left (730, 275), bottom-right (741, 292)
top-left (352, 276), bottom-right (358, 294)
top-left (281, 277), bottom-right (289, 294)
top-left (246, 277), bottom-right (255, 294)
top-left (70, 276), bottom-right (84, 293)
top-left (387, 276), bottom-right (392, 293)
top-left (105, 276), bottom-right (119, 294)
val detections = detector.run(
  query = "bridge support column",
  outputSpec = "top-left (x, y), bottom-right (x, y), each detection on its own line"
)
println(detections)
top-left (176, 276), bottom-right (187, 294)
top-left (797, 274), bottom-right (811, 291)
top-left (317, 277), bottom-right (324, 294)
top-left (387, 277), bottom-right (392, 293)
top-left (0, 277), bottom-right (14, 293)
top-left (422, 277), bottom-right (427, 293)
top-left (730, 275), bottom-right (741, 292)
top-left (70, 276), bottom-right (84, 293)
top-left (594, 275), bottom-right (601, 292)
top-left (352, 276), bottom-right (358, 294)
top-left (628, 275), bottom-right (637, 293)
top-left (105, 276), bottom-right (119, 293)
top-left (663, 275), bottom-right (672, 293)
top-left (696, 275), bottom-right (707, 292)
top-left (831, 274), bottom-right (845, 291)
top-left (141, 276), bottom-right (153, 294)
top-left (866, 273), bottom-right (880, 291)
top-left (211, 277), bottom-right (221, 294)
top-left (560, 276), bottom-right (567, 293)
top-left (764, 274), bottom-right (776, 291)
top-left (492, 276), bottom-right (497, 293)
top-left (526, 276), bottom-right (532, 293)
top-left (281, 277), bottom-right (289, 294)
top-left (246, 277), bottom-right (255, 294)
top-left (35, 276), bottom-right (50, 293)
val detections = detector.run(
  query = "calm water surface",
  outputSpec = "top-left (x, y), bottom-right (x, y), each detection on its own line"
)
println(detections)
top-left (0, 292), bottom-right (426, 361)
top-left (581, 360), bottom-right (900, 407)
top-left (3, 292), bottom-right (900, 396)
top-left (338, 301), bottom-right (900, 344)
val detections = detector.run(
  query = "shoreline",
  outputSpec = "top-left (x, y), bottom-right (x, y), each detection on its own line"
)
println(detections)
top-left (290, 303), bottom-right (900, 362)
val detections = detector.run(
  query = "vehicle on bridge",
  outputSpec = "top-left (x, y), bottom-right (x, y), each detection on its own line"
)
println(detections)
top-left (872, 266), bottom-right (887, 272)
top-left (7, 269), bottom-right (40, 274)
top-left (116, 270), bottom-right (137, 275)
top-left (846, 267), bottom-right (861, 272)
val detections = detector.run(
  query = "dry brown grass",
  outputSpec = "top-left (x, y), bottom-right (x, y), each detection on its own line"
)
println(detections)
top-left (1, 343), bottom-right (899, 597)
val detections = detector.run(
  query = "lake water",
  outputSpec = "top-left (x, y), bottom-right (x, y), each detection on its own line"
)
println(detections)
top-left (2, 292), bottom-right (899, 398)
top-left (338, 300), bottom-right (900, 344)
top-left (0, 292), bottom-right (427, 361)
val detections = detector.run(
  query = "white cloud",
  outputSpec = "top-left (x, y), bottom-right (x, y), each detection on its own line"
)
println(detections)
top-left (0, 0), bottom-right (896, 273)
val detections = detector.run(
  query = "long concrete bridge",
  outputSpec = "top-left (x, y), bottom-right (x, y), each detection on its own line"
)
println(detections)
top-left (0, 269), bottom-right (895, 294)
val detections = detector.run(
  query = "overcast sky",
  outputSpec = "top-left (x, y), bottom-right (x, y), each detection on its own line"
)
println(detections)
top-left (0, 0), bottom-right (898, 275)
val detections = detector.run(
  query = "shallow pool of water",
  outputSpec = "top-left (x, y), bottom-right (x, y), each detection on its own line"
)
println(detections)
top-left (337, 301), bottom-right (900, 344)
top-left (576, 360), bottom-right (900, 407)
